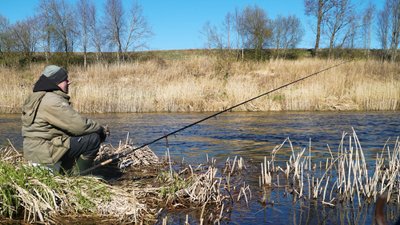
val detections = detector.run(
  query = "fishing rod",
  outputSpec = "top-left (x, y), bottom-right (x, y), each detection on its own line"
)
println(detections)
top-left (81, 59), bottom-right (352, 175)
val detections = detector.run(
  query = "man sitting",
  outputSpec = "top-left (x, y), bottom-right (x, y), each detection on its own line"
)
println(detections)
top-left (22, 65), bottom-right (108, 174)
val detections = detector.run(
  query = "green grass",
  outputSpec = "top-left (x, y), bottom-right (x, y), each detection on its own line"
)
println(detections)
top-left (0, 159), bottom-right (111, 221)
top-left (157, 171), bottom-right (192, 198)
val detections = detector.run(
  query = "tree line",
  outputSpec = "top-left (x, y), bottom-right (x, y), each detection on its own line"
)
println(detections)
top-left (202, 0), bottom-right (400, 61)
top-left (0, 0), bottom-right (152, 67)
top-left (0, 0), bottom-right (399, 67)
top-left (306, 0), bottom-right (400, 61)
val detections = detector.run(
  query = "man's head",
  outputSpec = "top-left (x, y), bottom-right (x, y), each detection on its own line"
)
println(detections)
top-left (42, 65), bottom-right (70, 93)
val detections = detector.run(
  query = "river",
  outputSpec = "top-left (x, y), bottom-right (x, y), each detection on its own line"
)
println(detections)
top-left (1, 111), bottom-right (400, 224)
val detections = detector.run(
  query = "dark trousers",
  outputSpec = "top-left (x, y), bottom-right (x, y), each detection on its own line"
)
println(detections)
top-left (60, 133), bottom-right (101, 171)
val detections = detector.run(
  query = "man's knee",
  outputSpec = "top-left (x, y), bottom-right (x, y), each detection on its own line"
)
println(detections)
top-left (88, 132), bottom-right (101, 146)
top-left (82, 133), bottom-right (102, 158)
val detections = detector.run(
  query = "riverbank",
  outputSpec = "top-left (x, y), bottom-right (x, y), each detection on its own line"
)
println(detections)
top-left (0, 58), bottom-right (399, 113)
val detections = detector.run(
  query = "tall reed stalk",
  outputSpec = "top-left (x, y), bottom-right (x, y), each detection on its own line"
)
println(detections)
top-left (261, 128), bottom-right (400, 207)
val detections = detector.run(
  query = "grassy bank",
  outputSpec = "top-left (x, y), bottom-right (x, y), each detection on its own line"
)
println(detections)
top-left (0, 146), bottom-right (151, 224)
top-left (0, 58), bottom-right (399, 113)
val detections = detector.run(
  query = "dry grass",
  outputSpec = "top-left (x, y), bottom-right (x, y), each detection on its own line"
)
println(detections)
top-left (0, 58), bottom-right (399, 113)
top-left (153, 156), bottom-right (250, 224)
top-left (93, 140), bottom-right (251, 224)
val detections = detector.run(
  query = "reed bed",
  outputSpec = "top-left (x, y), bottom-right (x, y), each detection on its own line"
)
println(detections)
top-left (259, 128), bottom-right (400, 209)
top-left (153, 154), bottom-right (250, 224)
top-left (1, 58), bottom-right (399, 113)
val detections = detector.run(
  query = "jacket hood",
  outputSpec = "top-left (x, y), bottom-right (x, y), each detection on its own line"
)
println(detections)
top-left (33, 75), bottom-right (62, 92)
top-left (22, 91), bottom-right (70, 127)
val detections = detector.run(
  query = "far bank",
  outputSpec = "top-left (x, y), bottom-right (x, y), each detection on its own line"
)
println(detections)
top-left (0, 58), bottom-right (399, 113)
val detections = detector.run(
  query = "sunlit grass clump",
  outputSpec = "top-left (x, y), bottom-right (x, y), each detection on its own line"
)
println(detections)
top-left (0, 146), bottom-right (147, 224)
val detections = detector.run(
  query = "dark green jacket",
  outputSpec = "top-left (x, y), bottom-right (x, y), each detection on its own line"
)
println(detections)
top-left (22, 89), bottom-right (101, 165)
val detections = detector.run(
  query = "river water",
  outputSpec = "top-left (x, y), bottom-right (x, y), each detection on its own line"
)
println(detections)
top-left (1, 111), bottom-right (400, 224)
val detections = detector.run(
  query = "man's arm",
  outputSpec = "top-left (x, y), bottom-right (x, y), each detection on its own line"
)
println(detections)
top-left (41, 93), bottom-right (102, 136)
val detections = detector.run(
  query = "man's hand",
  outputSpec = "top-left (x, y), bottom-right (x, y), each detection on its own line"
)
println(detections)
top-left (104, 125), bottom-right (110, 137)
top-left (98, 125), bottom-right (110, 142)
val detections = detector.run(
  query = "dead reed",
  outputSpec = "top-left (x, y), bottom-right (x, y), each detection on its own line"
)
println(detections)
top-left (259, 128), bottom-right (400, 209)
top-left (97, 140), bottom-right (251, 224)
top-left (1, 58), bottom-right (399, 113)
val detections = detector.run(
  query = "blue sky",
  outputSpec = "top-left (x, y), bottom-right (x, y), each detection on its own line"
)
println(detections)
top-left (0, 0), bottom-right (384, 50)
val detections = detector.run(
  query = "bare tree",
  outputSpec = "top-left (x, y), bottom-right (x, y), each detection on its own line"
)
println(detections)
top-left (340, 14), bottom-right (359, 48)
top-left (201, 21), bottom-right (224, 49)
top-left (271, 16), bottom-right (283, 51)
top-left (233, 8), bottom-right (260, 60)
top-left (123, 1), bottom-right (152, 53)
top-left (200, 14), bottom-right (237, 75)
top-left (87, 2), bottom-right (104, 61)
top-left (389, 0), bottom-right (400, 61)
top-left (233, 8), bottom-right (245, 59)
top-left (377, 0), bottom-right (400, 61)
top-left (103, 0), bottom-right (124, 62)
top-left (39, 0), bottom-right (77, 53)
top-left (236, 5), bottom-right (271, 60)
top-left (77, 0), bottom-right (92, 67)
top-left (223, 12), bottom-right (233, 50)
top-left (362, 2), bottom-right (375, 58)
top-left (377, 0), bottom-right (390, 51)
top-left (323, 0), bottom-right (356, 57)
top-left (304, 0), bottom-right (334, 56)
top-left (36, 2), bottom-right (53, 62)
top-left (0, 15), bottom-right (12, 53)
top-left (201, 12), bottom-right (234, 50)
top-left (200, 20), bottom-right (234, 74)
top-left (10, 17), bottom-right (41, 58)
top-left (271, 15), bottom-right (304, 58)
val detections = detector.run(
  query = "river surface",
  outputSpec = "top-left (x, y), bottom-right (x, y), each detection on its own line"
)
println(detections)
top-left (1, 111), bottom-right (400, 224)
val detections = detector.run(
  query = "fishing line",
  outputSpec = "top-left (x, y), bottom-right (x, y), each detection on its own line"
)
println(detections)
top-left (81, 59), bottom-right (352, 175)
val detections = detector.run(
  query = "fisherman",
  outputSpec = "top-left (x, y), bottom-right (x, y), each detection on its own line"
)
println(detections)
top-left (21, 65), bottom-right (109, 174)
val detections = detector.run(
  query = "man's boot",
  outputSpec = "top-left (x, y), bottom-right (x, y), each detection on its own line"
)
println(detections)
top-left (73, 155), bottom-right (93, 175)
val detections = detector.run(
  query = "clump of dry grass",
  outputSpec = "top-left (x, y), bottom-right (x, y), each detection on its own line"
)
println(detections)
top-left (95, 143), bottom-right (159, 169)
top-left (1, 58), bottom-right (399, 113)
top-left (153, 163), bottom-right (250, 224)
top-left (95, 140), bottom-right (251, 224)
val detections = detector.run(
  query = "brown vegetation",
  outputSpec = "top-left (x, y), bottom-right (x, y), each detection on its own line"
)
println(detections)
top-left (0, 57), bottom-right (399, 114)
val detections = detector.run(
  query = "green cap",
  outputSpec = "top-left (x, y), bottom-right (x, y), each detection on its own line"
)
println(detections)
top-left (42, 65), bottom-right (68, 84)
